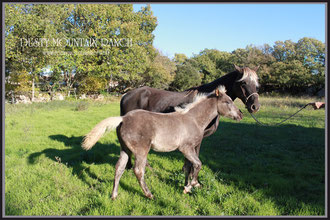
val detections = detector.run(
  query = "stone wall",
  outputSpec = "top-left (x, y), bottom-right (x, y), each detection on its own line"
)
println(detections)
top-left (7, 93), bottom-right (105, 104)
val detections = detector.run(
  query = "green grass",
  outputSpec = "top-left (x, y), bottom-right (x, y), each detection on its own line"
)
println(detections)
top-left (5, 96), bottom-right (325, 216)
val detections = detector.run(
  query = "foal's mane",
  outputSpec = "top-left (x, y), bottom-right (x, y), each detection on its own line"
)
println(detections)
top-left (175, 86), bottom-right (226, 114)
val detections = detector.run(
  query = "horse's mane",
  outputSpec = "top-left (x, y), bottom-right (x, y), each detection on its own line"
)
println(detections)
top-left (175, 86), bottom-right (226, 114)
top-left (184, 66), bottom-right (259, 96)
top-left (237, 67), bottom-right (259, 87)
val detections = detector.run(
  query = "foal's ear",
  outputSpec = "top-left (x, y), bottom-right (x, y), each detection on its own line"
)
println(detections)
top-left (215, 89), bottom-right (220, 97)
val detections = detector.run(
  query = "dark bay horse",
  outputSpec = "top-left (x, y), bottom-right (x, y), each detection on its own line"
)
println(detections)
top-left (82, 86), bottom-right (243, 199)
top-left (120, 65), bottom-right (260, 169)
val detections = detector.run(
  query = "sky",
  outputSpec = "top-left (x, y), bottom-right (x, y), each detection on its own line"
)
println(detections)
top-left (133, 3), bottom-right (326, 58)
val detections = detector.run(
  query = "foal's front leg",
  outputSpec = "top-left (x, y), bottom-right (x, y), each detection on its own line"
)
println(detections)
top-left (180, 147), bottom-right (202, 194)
top-left (183, 143), bottom-right (202, 187)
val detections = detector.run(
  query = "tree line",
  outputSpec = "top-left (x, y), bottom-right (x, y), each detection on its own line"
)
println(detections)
top-left (5, 4), bottom-right (325, 101)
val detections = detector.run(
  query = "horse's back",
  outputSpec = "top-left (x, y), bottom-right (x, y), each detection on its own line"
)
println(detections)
top-left (120, 86), bottom-right (187, 115)
top-left (120, 86), bottom-right (152, 116)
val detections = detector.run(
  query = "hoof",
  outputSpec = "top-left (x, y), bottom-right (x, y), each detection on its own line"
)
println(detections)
top-left (146, 194), bottom-right (154, 199)
top-left (183, 186), bottom-right (191, 194)
top-left (193, 183), bottom-right (201, 188)
top-left (111, 195), bottom-right (117, 200)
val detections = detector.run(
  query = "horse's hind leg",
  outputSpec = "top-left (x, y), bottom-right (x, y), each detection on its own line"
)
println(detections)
top-left (134, 154), bottom-right (153, 199)
top-left (111, 149), bottom-right (129, 200)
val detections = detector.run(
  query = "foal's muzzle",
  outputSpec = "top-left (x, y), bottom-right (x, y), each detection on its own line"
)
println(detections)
top-left (235, 109), bottom-right (243, 121)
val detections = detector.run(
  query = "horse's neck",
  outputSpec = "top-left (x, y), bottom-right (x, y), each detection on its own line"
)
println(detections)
top-left (197, 72), bottom-right (237, 100)
top-left (186, 97), bottom-right (218, 130)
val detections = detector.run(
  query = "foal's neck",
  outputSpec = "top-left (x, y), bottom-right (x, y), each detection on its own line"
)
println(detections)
top-left (186, 97), bottom-right (218, 130)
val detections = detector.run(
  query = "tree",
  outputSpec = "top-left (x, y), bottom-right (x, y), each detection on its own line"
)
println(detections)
top-left (295, 37), bottom-right (325, 91)
top-left (272, 40), bottom-right (296, 62)
top-left (190, 49), bottom-right (233, 84)
top-left (269, 60), bottom-right (311, 93)
top-left (173, 53), bottom-right (188, 65)
top-left (142, 50), bottom-right (176, 89)
top-left (5, 4), bottom-right (74, 99)
top-left (5, 4), bottom-right (158, 96)
top-left (170, 63), bottom-right (201, 91)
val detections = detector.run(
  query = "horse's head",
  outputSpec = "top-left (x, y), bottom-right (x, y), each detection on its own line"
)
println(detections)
top-left (232, 65), bottom-right (260, 113)
top-left (215, 86), bottom-right (243, 121)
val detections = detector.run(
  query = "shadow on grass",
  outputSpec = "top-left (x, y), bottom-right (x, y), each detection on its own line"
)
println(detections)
top-left (28, 135), bottom-right (121, 188)
top-left (27, 120), bottom-right (325, 215)
top-left (200, 122), bottom-right (324, 214)
top-left (146, 121), bottom-right (325, 214)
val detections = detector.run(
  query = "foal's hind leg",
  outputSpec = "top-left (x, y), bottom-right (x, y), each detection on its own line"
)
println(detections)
top-left (111, 149), bottom-right (129, 200)
top-left (127, 156), bottom-right (152, 170)
top-left (134, 154), bottom-right (153, 199)
top-left (126, 156), bottom-right (133, 169)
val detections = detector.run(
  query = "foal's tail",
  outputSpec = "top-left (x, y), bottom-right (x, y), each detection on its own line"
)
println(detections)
top-left (82, 116), bottom-right (123, 150)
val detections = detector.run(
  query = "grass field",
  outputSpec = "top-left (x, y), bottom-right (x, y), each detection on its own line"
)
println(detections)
top-left (4, 95), bottom-right (326, 216)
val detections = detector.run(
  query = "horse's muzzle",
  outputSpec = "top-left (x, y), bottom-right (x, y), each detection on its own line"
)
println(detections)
top-left (247, 103), bottom-right (260, 113)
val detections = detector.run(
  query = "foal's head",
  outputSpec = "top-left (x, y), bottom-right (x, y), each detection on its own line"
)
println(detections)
top-left (215, 86), bottom-right (243, 121)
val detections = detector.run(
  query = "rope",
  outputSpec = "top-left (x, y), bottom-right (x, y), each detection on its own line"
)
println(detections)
top-left (245, 92), bottom-right (259, 104)
top-left (249, 103), bottom-right (311, 126)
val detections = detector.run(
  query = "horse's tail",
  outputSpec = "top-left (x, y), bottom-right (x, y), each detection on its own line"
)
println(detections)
top-left (82, 116), bottom-right (123, 150)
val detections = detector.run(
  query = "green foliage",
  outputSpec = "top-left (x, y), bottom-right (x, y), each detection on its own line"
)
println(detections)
top-left (5, 70), bottom-right (31, 96)
top-left (170, 63), bottom-right (201, 91)
top-left (191, 49), bottom-right (234, 83)
top-left (5, 3), bottom-right (325, 96)
top-left (173, 53), bottom-right (188, 65)
top-left (78, 76), bottom-right (107, 95)
top-left (5, 4), bottom-right (158, 95)
top-left (269, 60), bottom-right (311, 92)
top-left (142, 50), bottom-right (176, 89)
top-left (5, 97), bottom-right (325, 216)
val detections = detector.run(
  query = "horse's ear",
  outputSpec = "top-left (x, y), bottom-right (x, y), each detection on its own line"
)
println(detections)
top-left (253, 65), bottom-right (260, 72)
top-left (234, 64), bottom-right (242, 72)
top-left (215, 89), bottom-right (220, 97)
